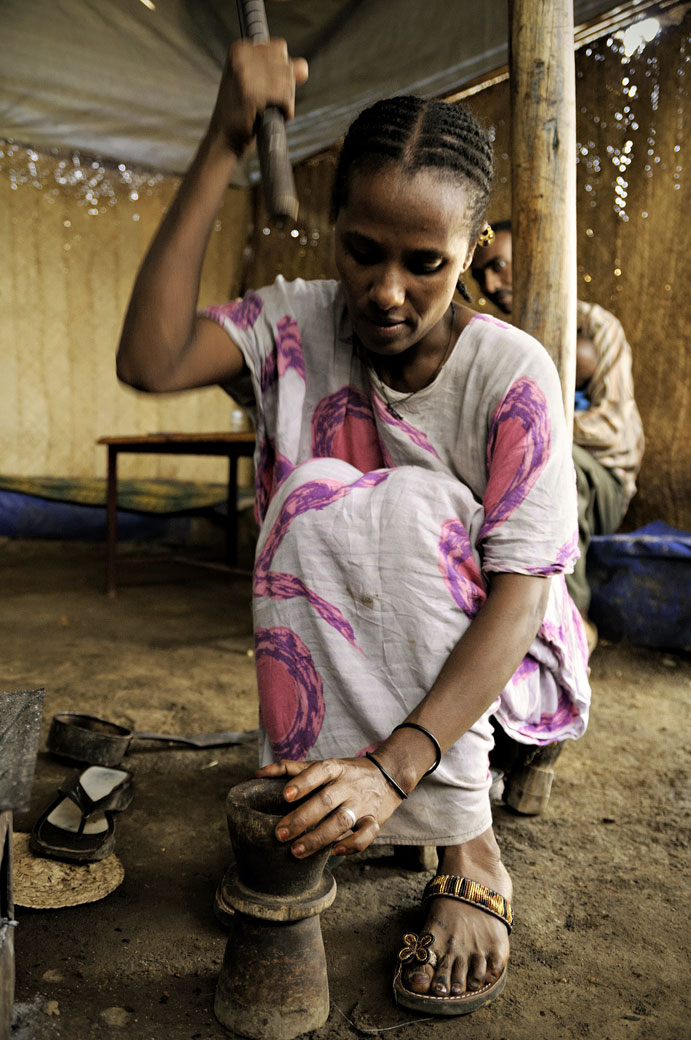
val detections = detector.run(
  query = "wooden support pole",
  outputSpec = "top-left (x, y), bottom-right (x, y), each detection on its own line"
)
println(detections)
top-left (509, 0), bottom-right (577, 433)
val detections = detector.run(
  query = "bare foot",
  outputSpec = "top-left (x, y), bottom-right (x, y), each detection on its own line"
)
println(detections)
top-left (401, 827), bottom-right (511, 998)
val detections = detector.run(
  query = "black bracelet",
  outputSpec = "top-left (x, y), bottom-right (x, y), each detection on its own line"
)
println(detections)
top-left (365, 752), bottom-right (408, 800)
top-left (392, 722), bottom-right (442, 776)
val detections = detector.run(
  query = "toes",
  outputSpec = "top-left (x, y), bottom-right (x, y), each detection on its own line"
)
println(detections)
top-left (486, 949), bottom-right (505, 983)
top-left (449, 959), bottom-right (468, 996)
top-left (403, 962), bottom-right (434, 995)
top-left (467, 954), bottom-right (487, 991)
top-left (430, 971), bottom-right (449, 996)
top-left (429, 954), bottom-right (453, 997)
top-left (405, 949), bottom-right (505, 998)
top-left (449, 948), bottom-right (507, 995)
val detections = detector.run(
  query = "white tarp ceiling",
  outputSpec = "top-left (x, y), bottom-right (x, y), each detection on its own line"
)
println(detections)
top-left (1, 0), bottom-right (621, 182)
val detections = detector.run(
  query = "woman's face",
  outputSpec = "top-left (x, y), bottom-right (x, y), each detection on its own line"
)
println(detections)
top-left (334, 165), bottom-right (477, 360)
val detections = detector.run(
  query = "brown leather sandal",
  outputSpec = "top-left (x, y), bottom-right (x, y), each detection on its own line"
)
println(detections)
top-left (393, 874), bottom-right (513, 1016)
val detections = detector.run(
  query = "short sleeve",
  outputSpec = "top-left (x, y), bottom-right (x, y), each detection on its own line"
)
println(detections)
top-left (200, 276), bottom-right (339, 418)
top-left (199, 277), bottom-right (342, 524)
top-left (477, 336), bottom-right (579, 578)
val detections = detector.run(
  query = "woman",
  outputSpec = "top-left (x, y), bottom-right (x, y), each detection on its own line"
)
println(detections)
top-left (117, 39), bottom-right (590, 1016)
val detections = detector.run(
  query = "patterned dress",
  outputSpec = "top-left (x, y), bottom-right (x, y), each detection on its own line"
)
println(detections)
top-left (202, 277), bottom-right (590, 846)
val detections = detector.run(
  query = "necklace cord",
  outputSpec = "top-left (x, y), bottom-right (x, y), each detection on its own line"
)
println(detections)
top-left (378, 302), bottom-right (456, 419)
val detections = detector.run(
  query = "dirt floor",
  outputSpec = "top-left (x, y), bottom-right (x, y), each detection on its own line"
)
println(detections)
top-left (3, 539), bottom-right (690, 1040)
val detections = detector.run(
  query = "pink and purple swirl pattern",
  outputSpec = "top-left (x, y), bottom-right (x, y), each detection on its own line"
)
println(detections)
top-left (515, 686), bottom-right (581, 740)
top-left (204, 291), bottom-right (263, 330)
top-left (512, 655), bottom-right (540, 683)
top-left (276, 315), bottom-right (305, 381)
top-left (260, 315), bottom-right (306, 394)
top-left (525, 530), bottom-right (579, 576)
top-left (438, 519), bottom-right (486, 617)
top-left (480, 377), bottom-right (550, 539)
top-left (311, 385), bottom-right (387, 471)
top-left (255, 435), bottom-right (295, 525)
top-left (254, 470), bottom-right (391, 650)
top-left (469, 313), bottom-right (509, 330)
top-left (255, 625), bottom-right (325, 760)
top-left (371, 391), bottom-right (441, 459)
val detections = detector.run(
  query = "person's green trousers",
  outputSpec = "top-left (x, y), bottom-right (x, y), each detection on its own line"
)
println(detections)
top-left (567, 443), bottom-right (629, 616)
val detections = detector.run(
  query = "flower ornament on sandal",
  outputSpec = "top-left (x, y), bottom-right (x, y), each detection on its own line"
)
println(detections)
top-left (398, 931), bottom-right (437, 967)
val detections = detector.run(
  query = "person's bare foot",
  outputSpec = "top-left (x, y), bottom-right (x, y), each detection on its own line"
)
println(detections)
top-left (401, 827), bottom-right (511, 998)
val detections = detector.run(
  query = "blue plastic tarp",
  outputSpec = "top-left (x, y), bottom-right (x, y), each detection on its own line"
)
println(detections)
top-left (588, 522), bottom-right (691, 650)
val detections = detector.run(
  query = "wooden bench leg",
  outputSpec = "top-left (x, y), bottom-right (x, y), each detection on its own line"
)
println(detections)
top-left (105, 446), bottom-right (118, 597)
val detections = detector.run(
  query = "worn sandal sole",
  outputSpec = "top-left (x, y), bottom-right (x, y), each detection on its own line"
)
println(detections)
top-left (30, 808), bottom-right (116, 863)
top-left (30, 766), bottom-right (133, 863)
top-left (393, 961), bottom-right (507, 1016)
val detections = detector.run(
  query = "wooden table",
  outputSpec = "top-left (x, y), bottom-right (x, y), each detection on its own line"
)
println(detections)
top-left (98, 432), bottom-right (255, 596)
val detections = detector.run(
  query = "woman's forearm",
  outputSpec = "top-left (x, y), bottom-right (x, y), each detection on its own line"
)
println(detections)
top-left (116, 39), bottom-right (308, 393)
top-left (377, 572), bottom-right (550, 789)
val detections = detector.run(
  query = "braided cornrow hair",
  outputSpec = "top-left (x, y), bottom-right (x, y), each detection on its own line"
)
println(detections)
top-left (331, 96), bottom-right (494, 301)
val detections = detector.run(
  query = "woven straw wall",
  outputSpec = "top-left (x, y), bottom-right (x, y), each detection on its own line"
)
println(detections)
top-left (244, 150), bottom-right (339, 290)
top-left (464, 11), bottom-right (690, 529)
top-left (0, 151), bottom-right (251, 483)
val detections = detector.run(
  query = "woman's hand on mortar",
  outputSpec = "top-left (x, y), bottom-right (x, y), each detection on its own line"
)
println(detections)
top-left (255, 756), bottom-right (406, 859)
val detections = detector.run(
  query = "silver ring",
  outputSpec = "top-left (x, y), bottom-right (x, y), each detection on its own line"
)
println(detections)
top-left (342, 807), bottom-right (357, 831)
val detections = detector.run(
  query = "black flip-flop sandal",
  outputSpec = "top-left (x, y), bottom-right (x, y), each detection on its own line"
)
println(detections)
top-left (393, 874), bottom-right (513, 1016)
top-left (30, 765), bottom-right (134, 863)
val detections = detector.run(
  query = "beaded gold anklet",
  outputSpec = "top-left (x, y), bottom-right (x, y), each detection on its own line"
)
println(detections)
top-left (422, 874), bottom-right (514, 933)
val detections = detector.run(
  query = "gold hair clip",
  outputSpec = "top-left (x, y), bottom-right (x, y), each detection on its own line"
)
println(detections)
top-left (478, 224), bottom-right (495, 247)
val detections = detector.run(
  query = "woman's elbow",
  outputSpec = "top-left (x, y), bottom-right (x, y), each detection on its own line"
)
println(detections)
top-left (116, 353), bottom-right (150, 392)
top-left (488, 571), bottom-right (551, 639)
top-left (116, 342), bottom-right (169, 393)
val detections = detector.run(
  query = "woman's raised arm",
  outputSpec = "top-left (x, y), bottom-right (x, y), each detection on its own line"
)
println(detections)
top-left (116, 39), bottom-right (308, 393)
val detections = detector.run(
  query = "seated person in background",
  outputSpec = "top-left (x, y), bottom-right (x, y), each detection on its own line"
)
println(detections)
top-left (470, 218), bottom-right (513, 315)
top-left (574, 332), bottom-right (598, 411)
top-left (471, 221), bottom-right (645, 649)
